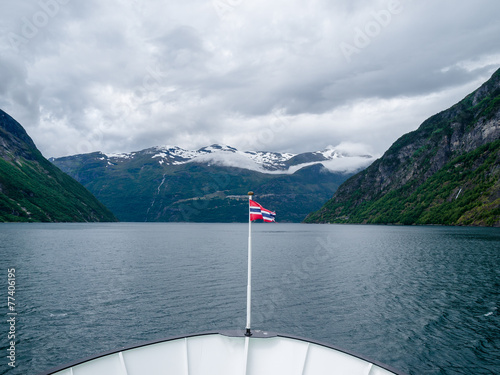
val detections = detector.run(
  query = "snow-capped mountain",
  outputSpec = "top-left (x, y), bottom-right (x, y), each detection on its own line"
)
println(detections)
top-left (100, 144), bottom-right (374, 173)
top-left (50, 144), bottom-right (375, 222)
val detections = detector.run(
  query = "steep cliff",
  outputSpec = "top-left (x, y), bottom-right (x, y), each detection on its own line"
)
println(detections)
top-left (0, 109), bottom-right (117, 222)
top-left (305, 68), bottom-right (500, 226)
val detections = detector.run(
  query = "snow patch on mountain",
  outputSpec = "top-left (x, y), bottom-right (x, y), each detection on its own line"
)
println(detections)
top-left (187, 145), bottom-right (296, 172)
top-left (104, 152), bottom-right (133, 159)
top-left (191, 151), bottom-right (266, 172)
top-left (245, 150), bottom-right (295, 169)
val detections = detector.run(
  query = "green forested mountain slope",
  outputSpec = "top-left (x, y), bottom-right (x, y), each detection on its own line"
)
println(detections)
top-left (0, 110), bottom-right (117, 222)
top-left (305, 68), bottom-right (500, 226)
top-left (52, 152), bottom-right (352, 222)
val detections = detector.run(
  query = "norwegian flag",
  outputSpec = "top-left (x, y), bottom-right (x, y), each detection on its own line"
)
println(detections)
top-left (249, 200), bottom-right (276, 222)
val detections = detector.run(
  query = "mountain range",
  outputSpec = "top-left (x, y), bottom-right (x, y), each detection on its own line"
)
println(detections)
top-left (0, 110), bottom-right (117, 222)
top-left (305, 67), bottom-right (500, 226)
top-left (51, 145), bottom-right (374, 222)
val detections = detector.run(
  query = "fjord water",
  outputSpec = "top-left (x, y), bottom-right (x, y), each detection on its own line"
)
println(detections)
top-left (0, 223), bottom-right (498, 375)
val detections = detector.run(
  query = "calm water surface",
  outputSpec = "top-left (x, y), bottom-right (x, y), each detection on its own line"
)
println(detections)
top-left (0, 223), bottom-right (499, 375)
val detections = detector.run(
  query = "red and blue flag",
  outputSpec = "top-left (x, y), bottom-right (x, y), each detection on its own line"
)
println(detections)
top-left (249, 200), bottom-right (276, 222)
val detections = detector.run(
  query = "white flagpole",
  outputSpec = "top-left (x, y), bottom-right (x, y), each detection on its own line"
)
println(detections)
top-left (245, 191), bottom-right (253, 336)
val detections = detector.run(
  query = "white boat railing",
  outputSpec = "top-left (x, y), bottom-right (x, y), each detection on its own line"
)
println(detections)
top-left (38, 330), bottom-right (408, 375)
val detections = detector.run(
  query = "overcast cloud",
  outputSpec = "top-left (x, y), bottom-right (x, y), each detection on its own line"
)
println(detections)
top-left (1, 0), bottom-right (499, 158)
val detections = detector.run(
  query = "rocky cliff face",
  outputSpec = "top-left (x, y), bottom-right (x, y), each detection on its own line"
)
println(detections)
top-left (305, 68), bottom-right (500, 226)
top-left (0, 111), bottom-right (38, 162)
top-left (0, 109), bottom-right (117, 222)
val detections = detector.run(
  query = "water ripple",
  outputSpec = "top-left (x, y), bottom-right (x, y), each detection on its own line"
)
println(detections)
top-left (0, 223), bottom-right (498, 375)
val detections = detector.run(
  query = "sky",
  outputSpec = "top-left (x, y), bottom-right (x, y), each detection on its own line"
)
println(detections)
top-left (1, 0), bottom-right (499, 159)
